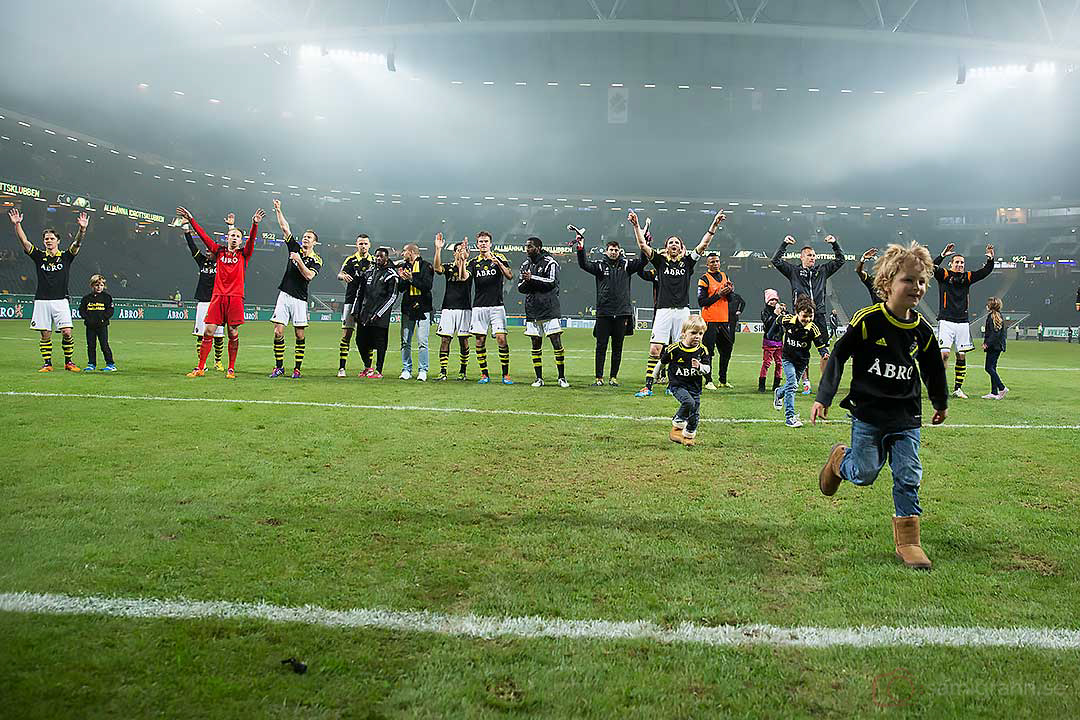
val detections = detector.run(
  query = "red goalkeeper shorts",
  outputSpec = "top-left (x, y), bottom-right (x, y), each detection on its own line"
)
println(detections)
top-left (203, 295), bottom-right (246, 327)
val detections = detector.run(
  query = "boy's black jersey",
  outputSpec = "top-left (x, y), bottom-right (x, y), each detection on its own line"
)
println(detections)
top-left (657, 342), bottom-right (711, 393)
top-left (78, 291), bottom-right (113, 326)
top-left (278, 235), bottom-right (322, 301)
top-left (439, 262), bottom-right (473, 310)
top-left (816, 303), bottom-right (948, 431)
top-left (933, 253), bottom-right (994, 322)
top-left (771, 314), bottom-right (830, 365)
top-left (340, 252), bottom-right (372, 305)
top-left (27, 247), bottom-right (75, 300)
top-left (468, 254), bottom-right (508, 307)
top-left (649, 251), bottom-right (700, 309)
top-left (186, 231), bottom-right (216, 302)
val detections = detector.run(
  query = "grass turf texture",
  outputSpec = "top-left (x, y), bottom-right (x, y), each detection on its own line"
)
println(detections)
top-left (1, 320), bottom-right (1078, 718)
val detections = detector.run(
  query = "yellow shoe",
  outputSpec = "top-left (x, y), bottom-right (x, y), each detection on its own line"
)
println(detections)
top-left (225, 369), bottom-right (236, 379)
top-left (214, 361), bottom-right (224, 372)
top-left (186, 368), bottom-right (206, 377)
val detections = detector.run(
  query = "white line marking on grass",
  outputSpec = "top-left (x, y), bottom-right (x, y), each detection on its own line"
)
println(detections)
top-left (2, 592), bottom-right (1079, 650)
top-left (3, 391), bottom-right (1078, 430)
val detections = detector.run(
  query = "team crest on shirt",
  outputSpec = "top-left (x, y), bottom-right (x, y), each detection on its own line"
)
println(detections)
top-left (909, 341), bottom-right (919, 357)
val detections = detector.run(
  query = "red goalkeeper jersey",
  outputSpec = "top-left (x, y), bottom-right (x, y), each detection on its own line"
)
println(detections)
top-left (189, 217), bottom-right (257, 298)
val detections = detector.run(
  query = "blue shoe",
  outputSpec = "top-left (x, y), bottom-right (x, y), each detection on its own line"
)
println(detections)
top-left (102, 364), bottom-right (117, 372)
top-left (269, 367), bottom-right (285, 379)
top-left (84, 364), bottom-right (96, 372)
top-left (634, 387), bottom-right (653, 397)
top-left (478, 375), bottom-right (490, 384)
top-left (502, 375), bottom-right (514, 385)
top-left (664, 388), bottom-right (674, 396)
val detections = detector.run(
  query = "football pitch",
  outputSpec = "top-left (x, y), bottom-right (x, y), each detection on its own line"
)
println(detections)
top-left (1, 320), bottom-right (1078, 718)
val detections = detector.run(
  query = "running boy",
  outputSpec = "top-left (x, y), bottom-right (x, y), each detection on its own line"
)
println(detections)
top-left (811, 241), bottom-right (948, 570)
top-left (652, 315), bottom-right (711, 446)
top-left (768, 295), bottom-right (830, 428)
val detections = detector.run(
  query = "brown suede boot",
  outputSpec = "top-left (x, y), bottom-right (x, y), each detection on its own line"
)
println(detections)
top-left (681, 431), bottom-right (696, 447)
top-left (818, 443), bottom-right (846, 496)
top-left (893, 515), bottom-right (932, 570)
top-left (669, 426), bottom-right (686, 444)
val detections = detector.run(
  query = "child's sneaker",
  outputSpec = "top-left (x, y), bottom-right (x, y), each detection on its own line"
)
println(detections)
top-left (664, 388), bottom-right (674, 396)
top-left (64, 362), bottom-right (81, 372)
top-left (291, 369), bottom-right (302, 379)
top-left (531, 378), bottom-right (545, 387)
top-left (773, 395), bottom-right (783, 411)
top-left (38, 364), bottom-right (53, 372)
top-left (84, 364), bottom-right (96, 372)
top-left (785, 416), bottom-right (803, 428)
top-left (981, 392), bottom-right (998, 399)
top-left (635, 387), bottom-right (653, 397)
top-left (998, 386), bottom-right (1009, 398)
top-left (337, 368), bottom-right (347, 378)
top-left (801, 380), bottom-right (811, 395)
top-left (187, 368), bottom-right (205, 377)
top-left (269, 367), bottom-right (285, 379)
top-left (103, 364), bottom-right (117, 372)
top-left (558, 378), bottom-right (570, 388)
top-left (417, 371), bottom-right (427, 382)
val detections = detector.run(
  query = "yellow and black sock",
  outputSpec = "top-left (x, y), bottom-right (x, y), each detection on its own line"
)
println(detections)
top-left (477, 346), bottom-right (489, 376)
top-left (273, 335), bottom-right (285, 369)
top-left (61, 334), bottom-right (74, 364)
top-left (954, 355), bottom-right (967, 390)
top-left (459, 347), bottom-right (469, 375)
top-left (645, 356), bottom-right (659, 389)
top-left (554, 346), bottom-right (566, 379)
top-left (294, 337), bottom-right (305, 371)
top-left (531, 347), bottom-right (543, 379)
top-left (338, 337), bottom-right (350, 370)
top-left (499, 344), bottom-right (510, 377)
top-left (439, 348), bottom-right (449, 375)
top-left (39, 338), bottom-right (52, 366)
top-left (213, 336), bottom-right (223, 362)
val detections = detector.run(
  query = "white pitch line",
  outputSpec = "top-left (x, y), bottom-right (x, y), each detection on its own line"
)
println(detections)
top-left (3, 391), bottom-right (1079, 430)
top-left (2, 592), bottom-right (1078, 650)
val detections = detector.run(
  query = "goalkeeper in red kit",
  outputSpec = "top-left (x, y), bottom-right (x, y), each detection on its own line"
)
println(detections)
top-left (177, 206), bottom-right (265, 378)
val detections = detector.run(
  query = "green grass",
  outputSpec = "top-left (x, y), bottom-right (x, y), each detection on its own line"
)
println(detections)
top-left (1, 320), bottom-right (1078, 718)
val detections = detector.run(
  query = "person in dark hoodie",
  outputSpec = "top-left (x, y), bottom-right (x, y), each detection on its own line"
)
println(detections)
top-left (352, 247), bottom-right (399, 378)
top-left (577, 234), bottom-right (648, 386)
top-left (519, 237), bottom-right (568, 387)
top-left (981, 296), bottom-right (1008, 399)
top-left (397, 242), bottom-right (435, 382)
top-left (79, 274), bottom-right (115, 371)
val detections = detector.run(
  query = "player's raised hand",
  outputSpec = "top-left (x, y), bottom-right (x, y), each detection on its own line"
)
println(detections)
top-left (810, 402), bottom-right (828, 425)
top-left (942, 242), bottom-right (956, 257)
top-left (272, 199), bottom-right (282, 212)
top-left (253, 208), bottom-right (266, 223)
top-left (783, 235), bottom-right (796, 245)
top-left (931, 408), bottom-right (947, 425)
top-left (434, 232), bottom-right (444, 249)
top-left (710, 210), bottom-right (726, 231)
top-left (824, 234), bottom-right (837, 245)
top-left (76, 212), bottom-right (89, 228)
top-left (176, 206), bottom-right (193, 221)
top-left (225, 212), bottom-right (235, 225)
top-left (861, 248), bottom-right (878, 262)
top-left (985, 244), bottom-right (995, 257)
top-left (627, 210), bottom-right (639, 228)
top-left (8, 208), bottom-right (23, 225)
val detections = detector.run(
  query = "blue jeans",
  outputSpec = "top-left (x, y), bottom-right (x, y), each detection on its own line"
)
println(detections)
top-left (839, 418), bottom-right (923, 517)
top-left (400, 315), bottom-right (430, 373)
top-left (774, 359), bottom-right (805, 420)
top-left (670, 386), bottom-right (701, 434)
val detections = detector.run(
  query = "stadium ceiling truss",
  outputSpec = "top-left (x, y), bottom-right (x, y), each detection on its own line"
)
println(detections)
top-left (231, 0), bottom-right (1080, 60)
